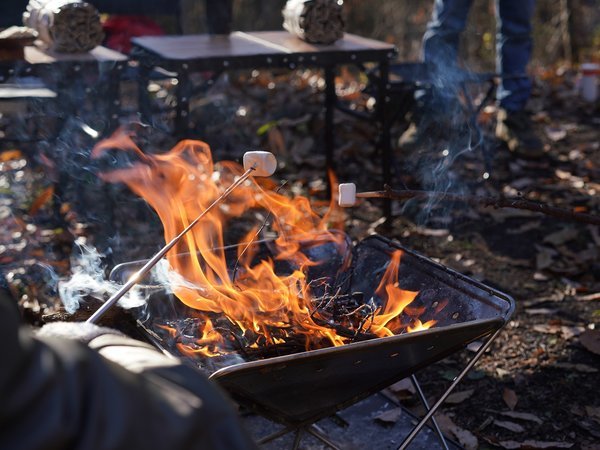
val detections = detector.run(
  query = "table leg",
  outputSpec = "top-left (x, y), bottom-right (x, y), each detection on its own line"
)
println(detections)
top-left (138, 62), bottom-right (151, 125)
top-left (376, 59), bottom-right (392, 220)
top-left (324, 65), bottom-right (336, 195)
top-left (175, 67), bottom-right (190, 136)
top-left (106, 63), bottom-right (122, 134)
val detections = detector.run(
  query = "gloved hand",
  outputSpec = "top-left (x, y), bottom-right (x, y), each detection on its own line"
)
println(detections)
top-left (1, 302), bottom-right (256, 450)
top-left (37, 320), bottom-right (125, 343)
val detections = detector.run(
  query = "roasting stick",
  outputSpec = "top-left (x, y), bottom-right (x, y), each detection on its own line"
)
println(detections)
top-left (338, 183), bottom-right (600, 225)
top-left (86, 151), bottom-right (277, 324)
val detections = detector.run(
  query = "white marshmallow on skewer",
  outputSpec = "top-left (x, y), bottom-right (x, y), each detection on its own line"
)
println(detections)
top-left (243, 151), bottom-right (277, 177)
top-left (338, 183), bottom-right (357, 207)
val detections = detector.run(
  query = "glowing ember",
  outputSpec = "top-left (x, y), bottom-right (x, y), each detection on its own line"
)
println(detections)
top-left (93, 132), bottom-right (436, 358)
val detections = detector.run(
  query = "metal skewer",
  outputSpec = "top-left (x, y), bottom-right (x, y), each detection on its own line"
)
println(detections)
top-left (87, 151), bottom-right (277, 324)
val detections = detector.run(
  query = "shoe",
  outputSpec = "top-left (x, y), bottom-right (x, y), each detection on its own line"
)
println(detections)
top-left (496, 108), bottom-right (544, 158)
top-left (398, 118), bottom-right (447, 151)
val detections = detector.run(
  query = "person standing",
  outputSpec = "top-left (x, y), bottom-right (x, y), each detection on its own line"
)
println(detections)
top-left (402, 0), bottom-right (543, 158)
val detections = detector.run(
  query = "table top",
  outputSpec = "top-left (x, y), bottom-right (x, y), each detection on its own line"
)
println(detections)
top-left (132, 31), bottom-right (396, 63)
top-left (0, 84), bottom-right (56, 99)
top-left (23, 44), bottom-right (128, 64)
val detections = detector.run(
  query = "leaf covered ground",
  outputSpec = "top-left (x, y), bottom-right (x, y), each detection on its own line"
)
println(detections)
top-left (1, 65), bottom-right (598, 449)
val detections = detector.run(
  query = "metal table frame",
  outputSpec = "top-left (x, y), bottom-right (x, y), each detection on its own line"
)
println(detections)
top-left (131, 31), bottom-right (396, 214)
top-left (0, 45), bottom-right (127, 136)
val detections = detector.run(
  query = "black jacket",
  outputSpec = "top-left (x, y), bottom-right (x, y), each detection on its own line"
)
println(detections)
top-left (0, 278), bottom-right (255, 450)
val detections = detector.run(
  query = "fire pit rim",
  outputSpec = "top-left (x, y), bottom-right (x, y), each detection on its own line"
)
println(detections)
top-left (208, 316), bottom-right (505, 379)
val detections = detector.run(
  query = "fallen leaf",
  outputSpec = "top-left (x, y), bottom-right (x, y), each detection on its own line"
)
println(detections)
top-left (28, 186), bottom-right (54, 216)
top-left (494, 419), bottom-right (525, 433)
top-left (499, 440), bottom-right (573, 449)
top-left (586, 406), bottom-right (600, 424)
top-left (560, 325), bottom-right (585, 340)
top-left (452, 425), bottom-right (479, 450)
top-left (503, 388), bottom-right (518, 410)
top-left (533, 272), bottom-right (550, 281)
top-left (535, 246), bottom-right (556, 270)
top-left (589, 225), bottom-right (600, 246)
top-left (533, 324), bottom-right (561, 334)
top-left (507, 220), bottom-right (542, 235)
top-left (543, 227), bottom-right (578, 246)
top-left (439, 369), bottom-right (460, 381)
top-left (555, 169), bottom-right (572, 180)
top-left (466, 341), bottom-right (483, 352)
top-left (445, 389), bottom-right (475, 404)
top-left (580, 330), bottom-right (600, 356)
top-left (496, 368), bottom-right (511, 377)
top-left (575, 292), bottom-right (600, 302)
top-left (525, 308), bottom-right (558, 315)
top-left (267, 126), bottom-right (287, 156)
top-left (435, 413), bottom-right (478, 450)
top-left (373, 407), bottom-right (403, 424)
top-left (553, 362), bottom-right (598, 373)
top-left (467, 369), bottom-right (486, 380)
top-left (498, 411), bottom-right (543, 425)
top-left (510, 177), bottom-right (535, 190)
top-left (388, 378), bottom-right (416, 399)
top-left (256, 120), bottom-right (277, 136)
top-left (0, 149), bottom-right (23, 162)
top-left (413, 226), bottom-right (450, 237)
top-left (545, 125), bottom-right (567, 142)
top-left (487, 207), bottom-right (538, 222)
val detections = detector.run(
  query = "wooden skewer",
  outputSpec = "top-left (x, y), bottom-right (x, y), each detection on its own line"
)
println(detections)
top-left (338, 183), bottom-right (600, 226)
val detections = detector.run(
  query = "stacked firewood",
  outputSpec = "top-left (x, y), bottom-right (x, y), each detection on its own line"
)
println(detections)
top-left (282, 0), bottom-right (344, 45)
top-left (22, 0), bottom-right (104, 53)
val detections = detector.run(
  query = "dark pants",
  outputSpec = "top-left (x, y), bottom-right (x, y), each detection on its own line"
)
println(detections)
top-left (423, 0), bottom-right (536, 112)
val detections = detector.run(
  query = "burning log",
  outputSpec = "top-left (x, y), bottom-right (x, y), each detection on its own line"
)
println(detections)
top-left (22, 0), bottom-right (104, 53)
top-left (282, 0), bottom-right (344, 45)
top-left (339, 183), bottom-right (600, 226)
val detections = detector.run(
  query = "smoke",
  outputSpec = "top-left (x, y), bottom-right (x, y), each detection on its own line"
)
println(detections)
top-left (400, 60), bottom-right (487, 224)
top-left (152, 257), bottom-right (214, 299)
top-left (59, 238), bottom-right (146, 313)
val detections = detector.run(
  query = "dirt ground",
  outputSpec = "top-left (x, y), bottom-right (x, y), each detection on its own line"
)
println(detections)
top-left (1, 65), bottom-right (598, 449)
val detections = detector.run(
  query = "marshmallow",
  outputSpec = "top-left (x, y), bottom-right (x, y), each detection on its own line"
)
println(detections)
top-left (243, 151), bottom-right (277, 177)
top-left (338, 183), bottom-right (357, 207)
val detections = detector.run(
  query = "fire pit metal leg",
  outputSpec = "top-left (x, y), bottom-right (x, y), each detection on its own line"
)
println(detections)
top-left (257, 425), bottom-right (295, 445)
top-left (398, 327), bottom-right (503, 450)
top-left (292, 429), bottom-right (302, 450)
top-left (410, 375), bottom-right (450, 450)
top-left (307, 425), bottom-right (343, 450)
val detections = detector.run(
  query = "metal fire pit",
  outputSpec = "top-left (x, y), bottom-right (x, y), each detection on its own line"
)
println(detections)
top-left (110, 235), bottom-right (514, 449)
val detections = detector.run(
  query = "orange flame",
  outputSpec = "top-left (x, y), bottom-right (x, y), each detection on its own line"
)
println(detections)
top-left (93, 133), bottom-right (436, 358)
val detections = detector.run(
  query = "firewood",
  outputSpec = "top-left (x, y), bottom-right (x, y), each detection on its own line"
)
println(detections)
top-left (22, 0), bottom-right (104, 53)
top-left (282, 0), bottom-right (344, 45)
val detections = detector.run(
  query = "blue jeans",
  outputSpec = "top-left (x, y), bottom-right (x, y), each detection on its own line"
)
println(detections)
top-left (423, 0), bottom-right (535, 112)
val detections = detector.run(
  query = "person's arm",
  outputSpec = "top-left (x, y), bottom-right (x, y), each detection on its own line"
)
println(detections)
top-left (0, 282), bottom-right (255, 450)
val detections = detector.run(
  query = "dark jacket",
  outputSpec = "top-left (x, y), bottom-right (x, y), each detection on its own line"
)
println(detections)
top-left (0, 279), bottom-right (255, 450)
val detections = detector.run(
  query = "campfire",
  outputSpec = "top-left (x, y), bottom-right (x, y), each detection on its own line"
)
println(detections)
top-left (63, 133), bottom-right (515, 448)
top-left (94, 132), bottom-right (444, 368)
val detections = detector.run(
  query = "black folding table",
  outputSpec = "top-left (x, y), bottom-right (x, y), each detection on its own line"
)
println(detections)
top-left (132, 31), bottom-right (396, 214)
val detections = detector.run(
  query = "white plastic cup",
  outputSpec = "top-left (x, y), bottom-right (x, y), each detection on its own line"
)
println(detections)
top-left (580, 63), bottom-right (600, 103)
